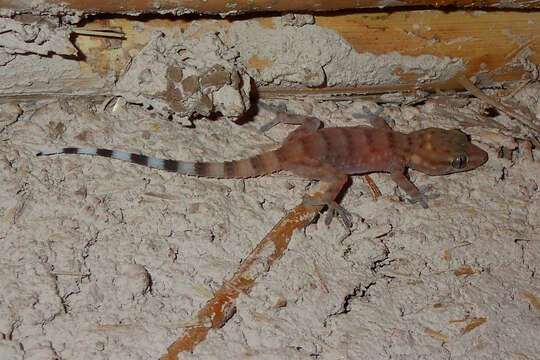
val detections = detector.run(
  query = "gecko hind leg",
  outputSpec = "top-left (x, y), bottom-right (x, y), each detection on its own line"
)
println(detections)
top-left (303, 197), bottom-right (353, 227)
top-left (280, 114), bottom-right (322, 144)
top-left (353, 106), bottom-right (393, 130)
top-left (289, 162), bottom-right (352, 227)
top-left (259, 103), bottom-right (321, 143)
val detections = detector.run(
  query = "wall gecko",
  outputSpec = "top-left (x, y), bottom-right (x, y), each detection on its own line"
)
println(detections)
top-left (37, 107), bottom-right (488, 227)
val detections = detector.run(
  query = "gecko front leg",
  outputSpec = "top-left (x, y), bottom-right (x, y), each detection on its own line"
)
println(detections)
top-left (391, 170), bottom-right (438, 209)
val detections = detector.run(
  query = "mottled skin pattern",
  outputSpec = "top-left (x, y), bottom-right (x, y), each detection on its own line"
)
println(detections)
top-left (37, 109), bottom-right (488, 227)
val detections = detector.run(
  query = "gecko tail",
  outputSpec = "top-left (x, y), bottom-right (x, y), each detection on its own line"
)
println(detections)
top-left (37, 147), bottom-right (201, 175)
top-left (36, 147), bottom-right (284, 179)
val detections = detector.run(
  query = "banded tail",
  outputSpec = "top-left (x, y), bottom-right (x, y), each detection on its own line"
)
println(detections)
top-left (36, 147), bottom-right (284, 179)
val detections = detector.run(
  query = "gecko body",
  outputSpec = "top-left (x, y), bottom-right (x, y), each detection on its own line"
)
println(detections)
top-left (38, 109), bottom-right (488, 227)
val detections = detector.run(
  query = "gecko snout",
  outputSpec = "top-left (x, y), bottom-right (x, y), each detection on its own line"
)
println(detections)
top-left (465, 142), bottom-right (488, 169)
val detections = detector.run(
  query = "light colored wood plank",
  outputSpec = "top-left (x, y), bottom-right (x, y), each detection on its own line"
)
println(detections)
top-left (2, 11), bottom-right (538, 102)
top-left (315, 11), bottom-right (540, 89)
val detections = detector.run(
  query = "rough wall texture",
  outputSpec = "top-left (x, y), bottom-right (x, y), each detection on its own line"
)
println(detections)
top-left (114, 33), bottom-right (252, 122)
top-left (0, 89), bottom-right (539, 358)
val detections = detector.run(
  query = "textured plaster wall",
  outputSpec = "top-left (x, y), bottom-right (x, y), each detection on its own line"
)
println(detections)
top-left (1, 92), bottom-right (539, 359)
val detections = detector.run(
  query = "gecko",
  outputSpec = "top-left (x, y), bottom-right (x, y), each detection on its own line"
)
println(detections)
top-left (37, 106), bottom-right (488, 227)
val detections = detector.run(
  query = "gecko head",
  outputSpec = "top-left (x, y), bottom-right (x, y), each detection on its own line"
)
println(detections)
top-left (408, 128), bottom-right (488, 176)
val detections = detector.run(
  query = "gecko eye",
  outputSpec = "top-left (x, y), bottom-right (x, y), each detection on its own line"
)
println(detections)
top-left (451, 155), bottom-right (468, 169)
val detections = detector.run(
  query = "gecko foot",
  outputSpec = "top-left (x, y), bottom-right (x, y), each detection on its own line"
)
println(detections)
top-left (303, 197), bottom-right (353, 228)
top-left (351, 105), bottom-right (396, 130)
top-left (258, 101), bottom-right (290, 132)
top-left (403, 185), bottom-right (439, 209)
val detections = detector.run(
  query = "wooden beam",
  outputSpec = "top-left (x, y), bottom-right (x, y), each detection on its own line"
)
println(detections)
top-left (1, 0), bottom-right (539, 16)
top-left (73, 12), bottom-right (539, 90)
top-left (1, 11), bottom-right (538, 103)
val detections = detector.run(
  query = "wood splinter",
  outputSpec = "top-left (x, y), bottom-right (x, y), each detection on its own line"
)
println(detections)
top-left (160, 199), bottom-right (324, 359)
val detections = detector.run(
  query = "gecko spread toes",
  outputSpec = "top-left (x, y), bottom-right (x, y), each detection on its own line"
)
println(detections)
top-left (259, 101), bottom-right (292, 132)
top-left (402, 184), bottom-right (439, 209)
top-left (352, 106), bottom-right (392, 129)
top-left (303, 197), bottom-right (353, 228)
top-left (38, 106), bottom-right (488, 228)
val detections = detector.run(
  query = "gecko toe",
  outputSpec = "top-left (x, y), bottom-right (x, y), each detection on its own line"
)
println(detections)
top-left (338, 209), bottom-right (353, 228)
top-left (325, 204), bottom-right (353, 228)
